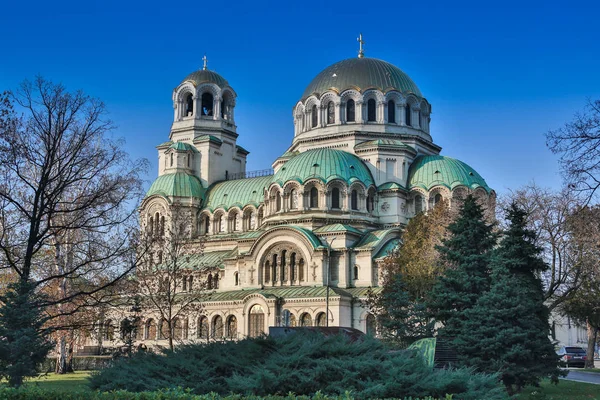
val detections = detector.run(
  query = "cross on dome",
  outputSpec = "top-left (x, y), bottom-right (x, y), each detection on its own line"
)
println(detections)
top-left (202, 54), bottom-right (208, 70)
top-left (357, 33), bottom-right (365, 58)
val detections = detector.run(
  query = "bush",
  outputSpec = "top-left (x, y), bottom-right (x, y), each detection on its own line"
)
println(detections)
top-left (39, 357), bottom-right (113, 373)
top-left (89, 332), bottom-right (507, 399)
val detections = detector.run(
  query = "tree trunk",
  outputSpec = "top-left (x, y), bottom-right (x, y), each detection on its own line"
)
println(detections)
top-left (585, 319), bottom-right (597, 369)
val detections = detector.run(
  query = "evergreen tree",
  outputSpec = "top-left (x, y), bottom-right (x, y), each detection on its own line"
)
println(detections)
top-left (458, 204), bottom-right (562, 395)
top-left (0, 282), bottom-right (53, 387)
top-left (428, 195), bottom-right (496, 337)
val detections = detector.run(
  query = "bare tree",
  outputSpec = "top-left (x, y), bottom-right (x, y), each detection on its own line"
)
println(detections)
top-left (134, 206), bottom-right (208, 351)
top-left (0, 78), bottom-right (147, 377)
top-left (499, 184), bottom-right (589, 311)
top-left (546, 99), bottom-right (600, 204)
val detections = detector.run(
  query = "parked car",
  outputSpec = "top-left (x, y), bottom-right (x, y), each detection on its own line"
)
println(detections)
top-left (557, 346), bottom-right (587, 368)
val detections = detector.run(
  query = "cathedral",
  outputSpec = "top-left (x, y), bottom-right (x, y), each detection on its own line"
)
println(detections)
top-left (130, 39), bottom-right (496, 344)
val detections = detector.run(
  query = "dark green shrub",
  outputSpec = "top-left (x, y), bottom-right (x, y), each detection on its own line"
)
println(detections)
top-left (89, 332), bottom-right (507, 399)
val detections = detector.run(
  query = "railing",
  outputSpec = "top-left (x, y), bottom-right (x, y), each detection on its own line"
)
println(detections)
top-left (227, 169), bottom-right (274, 180)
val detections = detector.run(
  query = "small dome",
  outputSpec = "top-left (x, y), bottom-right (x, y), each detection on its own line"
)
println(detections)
top-left (273, 148), bottom-right (374, 187)
top-left (146, 172), bottom-right (205, 199)
top-left (181, 70), bottom-right (229, 88)
top-left (302, 57), bottom-right (422, 100)
top-left (408, 155), bottom-right (491, 192)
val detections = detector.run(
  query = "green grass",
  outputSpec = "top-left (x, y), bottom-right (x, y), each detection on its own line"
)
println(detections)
top-left (516, 379), bottom-right (600, 400)
top-left (22, 371), bottom-right (92, 392)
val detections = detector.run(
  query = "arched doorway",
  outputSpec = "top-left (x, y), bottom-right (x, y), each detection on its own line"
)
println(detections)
top-left (248, 304), bottom-right (265, 338)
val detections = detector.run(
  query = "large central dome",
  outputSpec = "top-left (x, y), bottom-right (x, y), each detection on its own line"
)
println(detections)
top-left (302, 57), bottom-right (422, 100)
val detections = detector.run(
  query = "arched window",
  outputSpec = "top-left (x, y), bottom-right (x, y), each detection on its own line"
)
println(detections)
top-left (405, 104), bottom-right (412, 126)
top-left (232, 213), bottom-right (238, 231)
top-left (234, 272), bottom-right (239, 286)
top-left (331, 187), bottom-right (340, 209)
top-left (264, 261), bottom-right (271, 283)
top-left (316, 312), bottom-right (327, 327)
top-left (367, 99), bottom-right (376, 122)
top-left (173, 318), bottom-right (182, 339)
top-left (290, 253), bottom-right (296, 282)
top-left (204, 215), bottom-right (210, 234)
top-left (160, 216), bottom-right (165, 236)
top-left (207, 273), bottom-right (213, 290)
top-left (351, 190), bottom-right (358, 210)
top-left (300, 313), bottom-right (312, 327)
top-left (212, 315), bottom-right (224, 339)
top-left (170, 153), bottom-right (174, 167)
top-left (367, 194), bottom-right (374, 212)
top-left (346, 99), bottom-right (355, 122)
top-left (415, 194), bottom-right (423, 214)
top-left (188, 276), bottom-right (193, 291)
top-left (388, 100), bottom-right (396, 123)
top-left (201, 92), bottom-right (213, 116)
top-left (213, 273), bottom-right (219, 289)
top-left (183, 318), bottom-right (189, 339)
top-left (310, 187), bottom-right (318, 208)
top-left (290, 189), bottom-right (298, 209)
top-left (182, 276), bottom-right (187, 291)
top-left (226, 316), bottom-right (237, 339)
top-left (145, 319), bottom-right (156, 340)
top-left (354, 265), bottom-right (359, 280)
top-left (298, 258), bottom-right (305, 282)
top-left (366, 314), bottom-right (376, 336)
top-left (104, 320), bottom-right (114, 341)
top-left (272, 254), bottom-right (278, 282)
top-left (185, 93), bottom-right (194, 117)
top-left (220, 99), bottom-right (225, 119)
top-left (276, 192), bottom-right (282, 212)
top-left (434, 193), bottom-right (443, 206)
top-left (198, 316), bottom-right (209, 339)
top-left (327, 101), bottom-right (335, 124)
top-left (418, 110), bottom-right (422, 128)
top-left (148, 217), bottom-right (154, 236)
top-left (248, 305), bottom-right (265, 338)
top-left (159, 319), bottom-right (169, 340)
top-left (311, 105), bottom-right (318, 128)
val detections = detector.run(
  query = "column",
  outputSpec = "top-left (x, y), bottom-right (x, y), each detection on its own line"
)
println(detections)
top-left (357, 101), bottom-right (365, 123)
top-left (340, 102), bottom-right (346, 124)
top-left (377, 101), bottom-right (385, 123)
top-left (414, 107), bottom-right (421, 129)
top-left (213, 96), bottom-right (221, 121)
top-left (334, 102), bottom-right (341, 125)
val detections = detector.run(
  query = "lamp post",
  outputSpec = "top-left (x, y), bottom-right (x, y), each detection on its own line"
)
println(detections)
top-left (325, 236), bottom-right (337, 327)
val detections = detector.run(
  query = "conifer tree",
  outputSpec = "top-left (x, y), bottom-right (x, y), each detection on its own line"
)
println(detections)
top-left (428, 195), bottom-right (496, 337)
top-left (458, 204), bottom-right (561, 395)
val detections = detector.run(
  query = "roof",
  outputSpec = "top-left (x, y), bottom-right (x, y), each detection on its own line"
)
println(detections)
top-left (314, 224), bottom-right (363, 235)
top-left (193, 135), bottom-right (223, 145)
top-left (181, 69), bottom-right (229, 88)
top-left (378, 182), bottom-right (406, 191)
top-left (354, 139), bottom-right (416, 153)
top-left (203, 175), bottom-right (272, 211)
top-left (373, 238), bottom-right (400, 259)
top-left (146, 172), bottom-right (205, 199)
top-left (169, 142), bottom-right (199, 153)
top-left (407, 155), bottom-right (492, 193)
top-left (354, 229), bottom-right (398, 250)
top-left (157, 249), bottom-right (237, 271)
top-left (273, 148), bottom-right (374, 187)
top-left (203, 286), bottom-right (378, 302)
top-left (302, 57), bottom-right (422, 100)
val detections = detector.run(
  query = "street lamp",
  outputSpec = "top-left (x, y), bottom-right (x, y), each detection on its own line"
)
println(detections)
top-left (325, 236), bottom-right (337, 327)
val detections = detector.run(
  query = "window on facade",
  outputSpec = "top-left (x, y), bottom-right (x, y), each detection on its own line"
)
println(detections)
top-left (188, 275), bottom-right (193, 291)
top-left (104, 320), bottom-right (114, 341)
top-left (272, 254), bottom-right (278, 282)
top-left (327, 101), bottom-right (335, 124)
top-left (405, 104), bottom-right (412, 126)
top-left (388, 100), bottom-right (396, 123)
top-left (145, 319), bottom-right (156, 340)
top-left (248, 305), bottom-right (265, 338)
top-left (434, 193), bottom-right (443, 206)
top-left (418, 110), bottom-right (422, 128)
top-left (367, 99), bottom-right (376, 122)
top-left (204, 215), bottom-right (210, 234)
top-left (316, 312), bottom-right (327, 327)
top-left (213, 273), bottom-right (219, 289)
top-left (198, 316), bottom-right (209, 339)
top-left (185, 93), bottom-right (193, 117)
top-left (173, 318), bottom-right (182, 339)
top-left (227, 316), bottom-right (237, 339)
top-left (160, 216), bottom-right (165, 236)
top-left (159, 319), bottom-right (169, 340)
top-left (157, 251), bottom-right (163, 264)
top-left (276, 192), bottom-right (282, 212)
top-left (415, 194), bottom-right (423, 214)
top-left (234, 272), bottom-right (239, 286)
top-left (220, 99), bottom-right (225, 119)
top-left (170, 153), bottom-right (174, 167)
top-left (351, 190), bottom-right (358, 210)
top-left (346, 99), bottom-right (355, 122)
top-left (311, 105), bottom-right (318, 128)
top-left (299, 258), bottom-right (305, 282)
top-left (232, 213), bottom-right (238, 231)
top-left (366, 314), bottom-right (376, 336)
top-left (207, 273), bottom-right (213, 290)
top-left (300, 313), bottom-right (312, 327)
top-left (310, 187), bottom-right (318, 208)
top-left (331, 187), bottom-right (340, 209)
top-left (201, 93), bottom-right (213, 116)
top-left (212, 315), bottom-right (224, 339)
top-left (290, 253), bottom-right (296, 282)
top-left (354, 265), bottom-right (359, 280)
top-left (264, 261), bottom-right (270, 283)
top-left (182, 276), bottom-right (187, 291)
top-left (148, 217), bottom-right (154, 236)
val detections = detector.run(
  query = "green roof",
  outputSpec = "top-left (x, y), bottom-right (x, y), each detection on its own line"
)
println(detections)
top-left (284, 225), bottom-right (325, 249)
top-left (157, 140), bottom-right (174, 148)
top-left (169, 142), bottom-right (199, 153)
top-left (194, 135), bottom-right (223, 145)
top-left (181, 69), bottom-right (229, 88)
top-left (146, 172), bottom-right (205, 199)
top-left (354, 229), bottom-right (398, 250)
top-left (407, 155), bottom-right (491, 193)
top-left (203, 175), bottom-right (272, 211)
top-left (302, 58), bottom-right (422, 100)
top-left (203, 286), bottom-right (378, 302)
top-left (355, 139), bottom-right (416, 153)
top-left (373, 239), bottom-right (400, 259)
top-left (236, 145), bottom-right (249, 155)
top-left (164, 249), bottom-right (237, 271)
top-left (273, 148), bottom-right (374, 187)
top-left (314, 224), bottom-right (363, 235)
top-left (378, 182), bottom-right (406, 191)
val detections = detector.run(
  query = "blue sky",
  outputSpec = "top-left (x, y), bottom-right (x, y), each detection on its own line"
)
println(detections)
top-left (1, 0), bottom-right (599, 196)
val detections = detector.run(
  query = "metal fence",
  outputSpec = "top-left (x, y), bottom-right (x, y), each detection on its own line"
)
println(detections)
top-left (227, 169), bottom-right (274, 180)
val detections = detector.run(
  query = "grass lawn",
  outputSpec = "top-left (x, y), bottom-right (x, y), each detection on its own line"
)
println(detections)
top-left (21, 371), bottom-right (92, 392)
top-left (516, 379), bottom-right (600, 400)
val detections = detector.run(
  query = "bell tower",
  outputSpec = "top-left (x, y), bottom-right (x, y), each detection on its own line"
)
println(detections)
top-left (159, 58), bottom-right (248, 187)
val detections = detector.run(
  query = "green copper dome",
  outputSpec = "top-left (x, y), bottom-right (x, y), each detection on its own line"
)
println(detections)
top-left (408, 155), bottom-right (491, 192)
top-left (181, 70), bottom-right (229, 88)
top-left (273, 148), bottom-right (374, 187)
top-left (146, 172), bottom-right (205, 199)
top-left (302, 58), bottom-right (422, 100)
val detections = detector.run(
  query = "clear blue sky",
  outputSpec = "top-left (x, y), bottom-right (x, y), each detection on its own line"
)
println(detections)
top-left (2, 0), bottom-right (599, 196)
